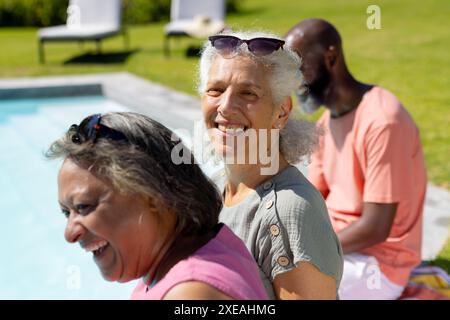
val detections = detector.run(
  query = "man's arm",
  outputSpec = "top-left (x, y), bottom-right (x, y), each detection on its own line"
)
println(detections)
top-left (337, 202), bottom-right (398, 254)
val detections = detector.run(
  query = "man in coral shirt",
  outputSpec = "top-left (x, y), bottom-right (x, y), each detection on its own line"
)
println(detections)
top-left (286, 19), bottom-right (427, 299)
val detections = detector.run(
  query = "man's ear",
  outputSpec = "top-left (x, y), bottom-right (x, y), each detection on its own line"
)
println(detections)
top-left (324, 45), bottom-right (338, 70)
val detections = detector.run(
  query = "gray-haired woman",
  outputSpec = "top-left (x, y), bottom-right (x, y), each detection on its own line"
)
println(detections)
top-left (198, 30), bottom-right (344, 299)
top-left (46, 112), bottom-right (268, 300)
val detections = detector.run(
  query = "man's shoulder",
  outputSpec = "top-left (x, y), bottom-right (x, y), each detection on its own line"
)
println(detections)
top-left (368, 86), bottom-right (402, 104)
top-left (316, 109), bottom-right (330, 125)
top-left (359, 86), bottom-right (413, 127)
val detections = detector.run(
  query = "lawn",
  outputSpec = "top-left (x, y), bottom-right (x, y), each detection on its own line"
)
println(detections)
top-left (0, 0), bottom-right (448, 187)
top-left (0, 0), bottom-right (449, 268)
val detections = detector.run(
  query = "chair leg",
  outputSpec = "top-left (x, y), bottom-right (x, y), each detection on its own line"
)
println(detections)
top-left (95, 39), bottom-right (102, 54)
top-left (164, 35), bottom-right (170, 57)
top-left (123, 28), bottom-right (130, 50)
top-left (38, 40), bottom-right (45, 64)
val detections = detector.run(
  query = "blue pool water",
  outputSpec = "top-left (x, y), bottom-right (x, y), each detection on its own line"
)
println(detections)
top-left (0, 94), bottom-right (303, 299)
top-left (0, 96), bottom-right (142, 299)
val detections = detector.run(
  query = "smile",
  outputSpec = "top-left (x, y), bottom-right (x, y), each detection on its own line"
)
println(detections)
top-left (215, 123), bottom-right (248, 137)
top-left (84, 240), bottom-right (109, 257)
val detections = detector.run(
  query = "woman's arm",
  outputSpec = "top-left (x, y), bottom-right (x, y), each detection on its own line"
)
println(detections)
top-left (163, 281), bottom-right (234, 300)
top-left (273, 261), bottom-right (337, 300)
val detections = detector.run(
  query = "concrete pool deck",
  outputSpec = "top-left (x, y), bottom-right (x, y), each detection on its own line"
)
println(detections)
top-left (0, 71), bottom-right (448, 261)
top-left (0, 72), bottom-right (202, 131)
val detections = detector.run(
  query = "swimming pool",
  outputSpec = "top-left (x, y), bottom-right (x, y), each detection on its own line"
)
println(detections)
top-left (0, 95), bottom-right (144, 299)
top-left (0, 91), bottom-right (322, 300)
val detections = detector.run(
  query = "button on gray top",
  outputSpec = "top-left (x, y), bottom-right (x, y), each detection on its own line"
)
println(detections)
top-left (263, 181), bottom-right (273, 190)
top-left (277, 256), bottom-right (290, 267)
top-left (270, 224), bottom-right (280, 236)
top-left (215, 165), bottom-right (344, 299)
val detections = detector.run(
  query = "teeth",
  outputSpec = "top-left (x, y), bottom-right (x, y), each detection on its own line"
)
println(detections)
top-left (218, 124), bottom-right (246, 133)
top-left (226, 127), bottom-right (244, 134)
top-left (84, 240), bottom-right (108, 253)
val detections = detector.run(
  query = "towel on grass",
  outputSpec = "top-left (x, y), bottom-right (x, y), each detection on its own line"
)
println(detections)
top-left (399, 266), bottom-right (450, 300)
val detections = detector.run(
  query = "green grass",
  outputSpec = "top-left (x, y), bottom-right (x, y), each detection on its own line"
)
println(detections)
top-left (0, 0), bottom-right (448, 187)
top-left (0, 0), bottom-right (449, 270)
top-left (430, 237), bottom-right (450, 274)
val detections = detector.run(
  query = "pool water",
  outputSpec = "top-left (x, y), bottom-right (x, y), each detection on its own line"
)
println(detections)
top-left (0, 94), bottom-right (303, 299)
top-left (0, 96), bottom-right (144, 299)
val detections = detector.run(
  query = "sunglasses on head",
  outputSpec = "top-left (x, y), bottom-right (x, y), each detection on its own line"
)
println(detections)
top-left (208, 35), bottom-right (285, 58)
top-left (69, 114), bottom-right (128, 145)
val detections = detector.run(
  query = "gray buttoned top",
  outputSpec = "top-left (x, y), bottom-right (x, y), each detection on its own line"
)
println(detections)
top-left (214, 165), bottom-right (343, 299)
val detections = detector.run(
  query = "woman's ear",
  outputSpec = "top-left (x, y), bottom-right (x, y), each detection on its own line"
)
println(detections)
top-left (276, 96), bottom-right (293, 128)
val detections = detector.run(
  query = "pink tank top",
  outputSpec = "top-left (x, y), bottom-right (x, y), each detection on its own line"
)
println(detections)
top-left (131, 224), bottom-right (268, 300)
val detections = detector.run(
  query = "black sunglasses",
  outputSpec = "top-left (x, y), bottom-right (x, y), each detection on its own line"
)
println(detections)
top-left (69, 114), bottom-right (128, 144)
top-left (208, 35), bottom-right (285, 58)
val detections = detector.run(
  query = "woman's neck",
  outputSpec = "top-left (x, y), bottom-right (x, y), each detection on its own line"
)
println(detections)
top-left (224, 154), bottom-right (290, 206)
top-left (144, 228), bottom-right (218, 286)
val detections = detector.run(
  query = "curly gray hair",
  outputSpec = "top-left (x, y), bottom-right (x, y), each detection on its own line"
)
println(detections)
top-left (46, 112), bottom-right (222, 236)
top-left (198, 29), bottom-right (321, 164)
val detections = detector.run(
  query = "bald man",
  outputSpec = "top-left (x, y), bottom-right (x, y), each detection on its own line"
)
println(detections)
top-left (286, 19), bottom-right (427, 299)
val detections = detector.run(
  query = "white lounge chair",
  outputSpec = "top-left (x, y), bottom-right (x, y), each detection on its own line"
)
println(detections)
top-left (37, 0), bottom-right (128, 63)
top-left (164, 0), bottom-right (226, 57)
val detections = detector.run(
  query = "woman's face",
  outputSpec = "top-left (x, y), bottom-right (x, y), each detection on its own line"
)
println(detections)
top-left (58, 158), bottom-right (174, 283)
top-left (201, 55), bottom-right (282, 162)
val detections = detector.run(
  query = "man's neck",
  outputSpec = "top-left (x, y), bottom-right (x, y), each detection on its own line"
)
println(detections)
top-left (325, 74), bottom-right (372, 118)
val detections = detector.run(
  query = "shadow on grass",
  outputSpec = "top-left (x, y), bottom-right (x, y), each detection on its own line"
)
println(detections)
top-left (63, 49), bottom-right (139, 65)
top-left (185, 46), bottom-right (202, 58)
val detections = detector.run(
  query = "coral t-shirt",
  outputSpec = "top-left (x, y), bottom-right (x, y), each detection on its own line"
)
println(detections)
top-left (308, 86), bottom-right (427, 286)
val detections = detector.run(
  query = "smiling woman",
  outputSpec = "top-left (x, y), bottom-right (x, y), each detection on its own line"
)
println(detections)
top-left (198, 30), bottom-right (344, 299)
top-left (58, 159), bottom-right (166, 282)
top-left (45, 111), bottom-right (268, 300)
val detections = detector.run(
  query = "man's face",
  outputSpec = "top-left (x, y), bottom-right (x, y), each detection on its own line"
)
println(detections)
top-left (286, 33), bottom-right (331, 114)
